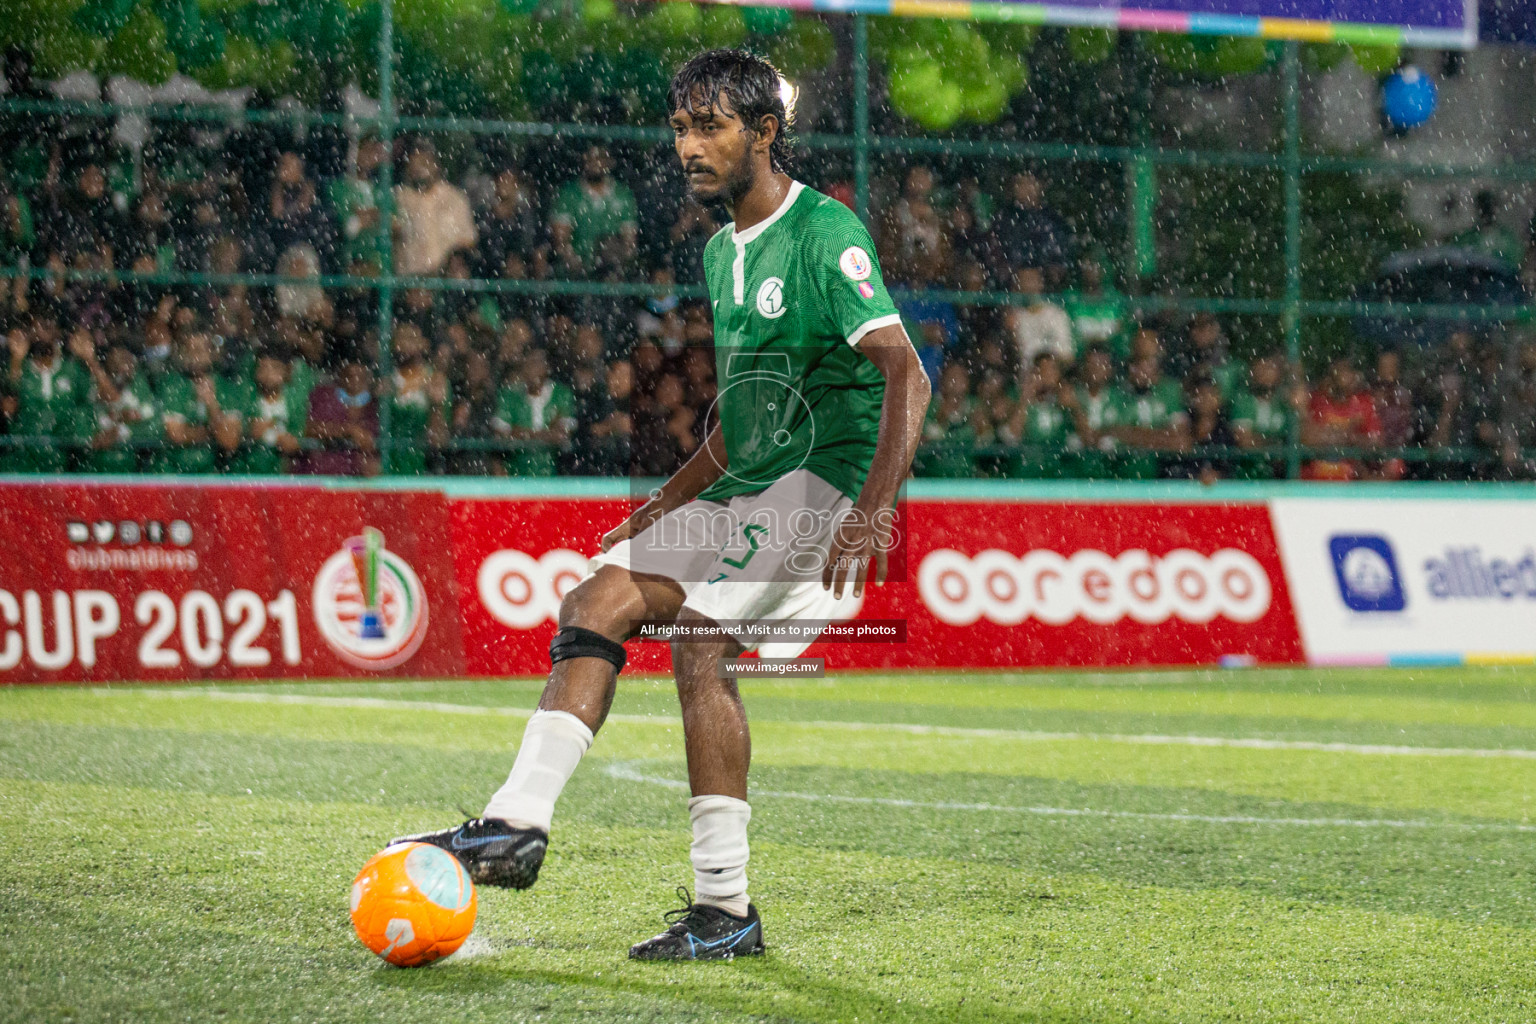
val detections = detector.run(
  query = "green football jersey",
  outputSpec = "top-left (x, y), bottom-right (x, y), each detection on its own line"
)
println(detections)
top-left (151, 372), bottom-right (241, 474)
top-left (697, 183), bottom-right (902, 504)
top-left (1230, 390), bottom-right (1293, 443)
top-left (1123, 379), bottom-right (1186, 429)
top-left (235, 385), bottom-right (310, 475)
top-left (385, 371), bottom-right (452, 477)
top-left (10, 356), bottom-right (92, 439)
top-left (1020, 399), bottom-right (1073, 447)
top-left (1073, 386), bottom-right (1124, 438)
top-left (494, 380), bottom-right (574, 478)
top-left (4, 356), bottom-right (93, 473)
top-left (550, 179), bottom-right (638, 267)
top-left (89, 372), bottom-right (159, 474)
top-left (1063, 290), bottom-right (1127, 352)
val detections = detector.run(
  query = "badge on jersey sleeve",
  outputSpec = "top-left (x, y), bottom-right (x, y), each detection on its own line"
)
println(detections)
top-left (839, 246), bottom-right (872, 281)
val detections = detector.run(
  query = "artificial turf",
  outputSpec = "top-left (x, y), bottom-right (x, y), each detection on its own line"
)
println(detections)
top-left (2, 667), bottom-right (1535, 1023)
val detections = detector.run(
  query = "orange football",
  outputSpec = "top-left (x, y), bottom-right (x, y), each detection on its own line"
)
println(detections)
top-left (350, 842), bottom-right (477, 967)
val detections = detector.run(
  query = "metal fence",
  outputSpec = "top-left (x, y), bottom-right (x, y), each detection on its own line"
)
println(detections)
top-left (0, 6), bottom-right (1529, 479)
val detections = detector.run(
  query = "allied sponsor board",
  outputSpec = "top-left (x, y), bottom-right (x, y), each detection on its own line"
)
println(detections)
top-left (1271, 498), bottom-right (1536, 665)
top-left (0, 481), bottom-right (1309, 680)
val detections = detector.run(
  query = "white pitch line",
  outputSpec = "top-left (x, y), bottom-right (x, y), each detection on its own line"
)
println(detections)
top-left (602, 761), bottom-right (1536, 833)
top-left (92, 687), bottom-right (1536, 761)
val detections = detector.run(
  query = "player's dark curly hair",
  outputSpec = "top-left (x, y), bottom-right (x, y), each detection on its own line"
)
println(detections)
top-left (668, 49), bottom-right (794, 172)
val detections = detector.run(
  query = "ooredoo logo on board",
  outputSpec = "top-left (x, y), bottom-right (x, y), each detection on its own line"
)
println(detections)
top-left (875, 500), bottom-right (1304, 669)
top-left (917, 547), bottom-right (1272, 627)
top-left (476, 548), bottom-right (589, 629)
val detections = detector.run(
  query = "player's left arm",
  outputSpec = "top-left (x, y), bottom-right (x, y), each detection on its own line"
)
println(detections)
top-left (824, 323), bottom-right (931, 599)
top-left (810, 218), bottom-right (932, 598)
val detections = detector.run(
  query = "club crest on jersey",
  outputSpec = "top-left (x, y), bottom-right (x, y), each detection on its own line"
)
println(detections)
top-left (839, 246), bottom-right (872, 281)
top-left (756, 277), bottom-right (787, 319)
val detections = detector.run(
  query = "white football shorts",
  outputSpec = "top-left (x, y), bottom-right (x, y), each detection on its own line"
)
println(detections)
top-left (587, 469), bottom-right (863, 657)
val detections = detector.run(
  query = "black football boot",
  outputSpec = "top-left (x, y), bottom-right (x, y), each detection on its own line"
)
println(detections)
top-left (629, 887), bottom-right (766, 961)
top-left (389, 818), bottom-right (547, 890)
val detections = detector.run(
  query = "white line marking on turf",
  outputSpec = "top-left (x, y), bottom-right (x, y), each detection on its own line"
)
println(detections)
top-left (94, 688), bottom-right (1536, 761)
top-left (601, 761), bottom-right (1536, 833)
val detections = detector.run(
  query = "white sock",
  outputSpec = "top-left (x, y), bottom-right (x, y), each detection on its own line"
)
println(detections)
top-left (689, 794), bottom-right (751, 917)
top-left (483, 710), bottom-right (593, 832)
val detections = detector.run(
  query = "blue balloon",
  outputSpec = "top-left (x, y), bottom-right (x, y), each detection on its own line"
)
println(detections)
top-left (1382, 66), bottom-right (1438, 129)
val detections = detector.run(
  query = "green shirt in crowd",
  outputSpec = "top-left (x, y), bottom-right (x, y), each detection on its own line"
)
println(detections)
top-left (384, 371), bottom-right (451, 476)
top-left (1229, 389), bottom-right (1296, 479)
top-left (916, 398), bottom-right (975, 479)
top-left (1116, 380), bottom-right (1186, 480)
top-left (0, 193), bottom-right (35, 266)
top-left (1123, 379), bottom-right (1187, 430)
top-left (89, 372), bottom-right (159, 473)
top-left (1063, 290), bottom-right (1127, 356)
top-left (1230, 390), bottom-right (1293, 444)
top-left (550, 178), bottom-right (638, 269)
top-left (5, 356), bottom-right (93, 472)
top-left (1072, 386), bottom-right (1124, 442)
top-left (288, 358), bottom-right (319, 406)
top-left (1015, 397), bottom-right (1075, 479)
top-left (151, 372), bottom-right (240, 474)
top-left (231, 384), bottom-right (310, 475)
top-left (494, 380), bottom-right (574, 477)
top-left (329, 176), bottom-right (386, 270)
top-left (1200, 356), bottom-right (1245, 402)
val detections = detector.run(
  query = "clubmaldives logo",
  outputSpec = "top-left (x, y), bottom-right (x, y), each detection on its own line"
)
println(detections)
top-left (917, 547), bottom-right (1272, 627)
top-left (312, 528), bottom-right (429, 669)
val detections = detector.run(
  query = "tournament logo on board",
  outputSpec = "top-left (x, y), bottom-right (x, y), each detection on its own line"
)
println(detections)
top-left (313, 528), bottom-right (430, 669)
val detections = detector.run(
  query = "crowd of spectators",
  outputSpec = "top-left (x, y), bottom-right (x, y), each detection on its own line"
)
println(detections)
top-left (2, 83), bottom-right (1534, 481)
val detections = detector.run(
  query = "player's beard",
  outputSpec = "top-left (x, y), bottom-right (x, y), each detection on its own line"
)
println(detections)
top-left (719, 151), bottom-right (757, 207)
top-left (688, 148), bottom-right (755, 206)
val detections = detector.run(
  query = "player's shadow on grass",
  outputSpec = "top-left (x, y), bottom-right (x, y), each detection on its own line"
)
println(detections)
top-left (424, 959), bottom-right (1069, 1024)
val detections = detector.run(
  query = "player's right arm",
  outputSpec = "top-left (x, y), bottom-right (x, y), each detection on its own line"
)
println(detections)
top-left (599, 423), bottom-right (726, 551)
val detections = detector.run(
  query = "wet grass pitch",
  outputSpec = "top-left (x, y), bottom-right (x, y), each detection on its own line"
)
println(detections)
top-left (3, 667), bottom-right (1535, 1022)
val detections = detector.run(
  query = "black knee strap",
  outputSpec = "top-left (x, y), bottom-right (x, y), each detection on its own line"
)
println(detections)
top-left (550, 626), bottom-right (627, 673)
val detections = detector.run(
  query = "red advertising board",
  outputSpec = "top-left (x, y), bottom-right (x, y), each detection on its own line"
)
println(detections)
top-left (449, 497), bottom-right (672, 676)
top-left (0, 481), bottom-right (1304, 682)
top-left (0, 480), bottom-right (463, 683)
top-left (819, 499), bottom-right (1304, 668)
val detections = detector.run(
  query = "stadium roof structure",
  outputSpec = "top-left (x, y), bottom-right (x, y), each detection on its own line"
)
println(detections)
top-left (699, 0), bottom-right (1478, 48)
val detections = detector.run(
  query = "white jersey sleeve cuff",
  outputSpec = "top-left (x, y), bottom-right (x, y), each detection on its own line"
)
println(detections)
top-left (846, 313), bottom-right (904, 347)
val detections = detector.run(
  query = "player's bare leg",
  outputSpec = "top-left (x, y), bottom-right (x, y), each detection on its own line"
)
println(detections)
top-left (536, 565), bottom-right (685, 733)
top-left (392, 565), bottom-right (683, 888)
top-left (630, 607), bottom-right (765, 960)
top-left (671, 607), bottom-right (750, 801)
